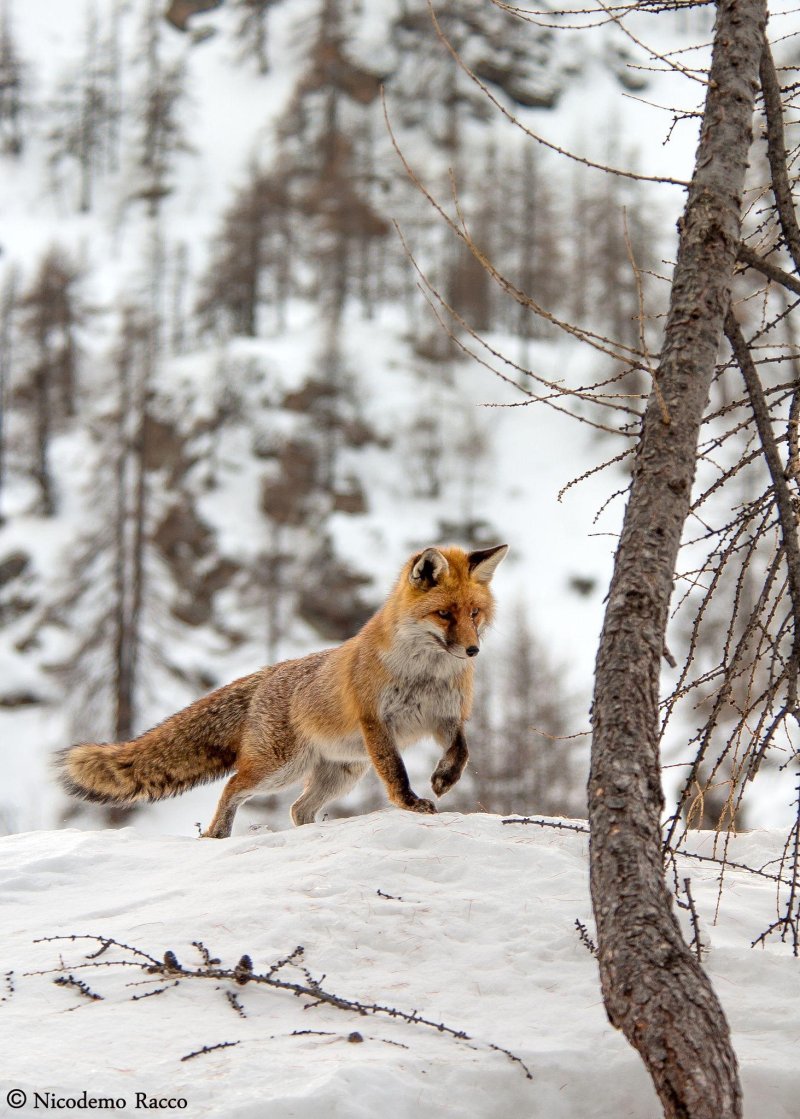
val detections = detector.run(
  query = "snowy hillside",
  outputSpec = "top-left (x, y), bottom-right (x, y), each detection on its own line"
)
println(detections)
top-left (1, 812), bottom-right (798, 1119)
top-left (2, 0), bottom-right (799, 846)
top-left (0, 0), bottom-right (703, 834)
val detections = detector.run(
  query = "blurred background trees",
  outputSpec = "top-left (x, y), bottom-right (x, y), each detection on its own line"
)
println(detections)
top-left (1, 0), bottom-right (777, 836)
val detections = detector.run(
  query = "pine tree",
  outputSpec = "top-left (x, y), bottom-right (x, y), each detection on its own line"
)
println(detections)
top-left (510, 143), bottom-right (560, 348)
top-left (129, 0), bottom-right (190, 217)
top-left (47, 3), bottom-right (120, 213)
top-left (196, 163), bottom-right (292, 338)
top-left (15, 248), bottom-right (88, 515)
top-left (390, 2), bottom-right (487, 150)
top-left (0, 266), bottom-right (17, 524)
top-left (278, 0), bottom-right (387, 325)
top-left (57, 301), bottom-right (224, 757)
top-left (111, 303), bottom-right (154, 742)
top-left (233, 0), bottom-right (285, 74)
top-left (0, 0), bottom-right (24, 156)
top-left (500, 612), bottom-right (582, 816)
top-left (464, 612), bottom-right (582, 816)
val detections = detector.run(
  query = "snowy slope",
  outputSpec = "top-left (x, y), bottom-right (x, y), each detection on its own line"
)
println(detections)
top-left (0, 0), bottom-right (644, 833)
top-left (1, 0), bottom-right (798, 845)
top-left (1, 813), bottom-right (798, 1119)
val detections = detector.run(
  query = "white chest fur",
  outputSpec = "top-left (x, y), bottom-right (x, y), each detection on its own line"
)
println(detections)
top-left (378, 622), bottom-right (467, 745)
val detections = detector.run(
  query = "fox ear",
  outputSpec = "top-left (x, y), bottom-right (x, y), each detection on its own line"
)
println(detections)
top-left (468, 544), bottom-right (509, 584)
top-left (409, 548), bottom-right (449, 589)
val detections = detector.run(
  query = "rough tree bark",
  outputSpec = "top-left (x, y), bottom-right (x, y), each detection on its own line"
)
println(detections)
top-left (588, 1), bottom-right (766, 1117)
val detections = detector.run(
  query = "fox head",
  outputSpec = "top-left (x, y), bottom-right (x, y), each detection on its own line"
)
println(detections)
top-left (398, 544), bottom-right (509, 661)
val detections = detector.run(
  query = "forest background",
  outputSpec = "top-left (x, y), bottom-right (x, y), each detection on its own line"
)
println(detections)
top-left (0, 0), bottom-right (796, 843)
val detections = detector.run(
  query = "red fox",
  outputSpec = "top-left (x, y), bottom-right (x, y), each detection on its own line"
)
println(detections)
top-left (57, 543), bottom-right (508, 836)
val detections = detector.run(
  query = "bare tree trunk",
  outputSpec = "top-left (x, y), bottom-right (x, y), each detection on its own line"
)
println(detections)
top-left (588, 1), bottom-right (766, 1116)
top-left (112, 302), bottom-right (155, 745)
top-left (123, 347), bottom-right (150, 741)
top-left (0, 268), bottom-right (16, 525)
top-left (113, 330), bottom-right (134, 743)
top-left (32, 360), bottom-right (55, 517)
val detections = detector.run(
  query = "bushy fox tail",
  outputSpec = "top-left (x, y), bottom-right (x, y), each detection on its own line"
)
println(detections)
top-left (55, 672), bottom-right (262, 806)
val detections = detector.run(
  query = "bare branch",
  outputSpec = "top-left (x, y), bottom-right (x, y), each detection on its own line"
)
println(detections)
top-left (737, 242), bottom-right (800, 297)
top-left (426, 2), bottom-right (691, 187)
top-left (724, 309), bottom-right (800, 712)
top-left (759, 40), bottom-right (800, 274)
top-left (38, 935), bottom-right (535, 1080)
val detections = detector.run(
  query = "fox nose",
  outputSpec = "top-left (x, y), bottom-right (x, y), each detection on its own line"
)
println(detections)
top-left (466, 645), bottom-right (480, 657)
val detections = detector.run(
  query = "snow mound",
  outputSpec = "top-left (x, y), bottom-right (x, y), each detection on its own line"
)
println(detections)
top-left (1, 813), bottom-right (798, 1118)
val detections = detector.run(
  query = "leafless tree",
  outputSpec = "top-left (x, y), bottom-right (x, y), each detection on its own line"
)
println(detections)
top-left (588, 1), bottom-right (765, 1112)
top-left (400, 0), bottom-right (800, 1112)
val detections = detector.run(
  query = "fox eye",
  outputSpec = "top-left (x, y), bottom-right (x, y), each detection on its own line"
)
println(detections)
top-left (471, 609), bottom-right (480, 618)
top-left (436, 610), bottom-right (452, 620)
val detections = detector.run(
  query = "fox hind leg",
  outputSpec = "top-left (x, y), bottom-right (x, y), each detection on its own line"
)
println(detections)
top-left (290, 759), bottom-right (368, 826)
top-left (203, 754), bottom-right (366, 836)
top-left (203, 752), bottom-right (309, 838)
top-left (203, 771), bottom-right (257, 838)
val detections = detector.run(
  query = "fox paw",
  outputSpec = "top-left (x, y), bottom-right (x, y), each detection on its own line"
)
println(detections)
top-left (407, 796), bottom-right (437, 815)
top-left (431, 769), bottom-right (456, 797)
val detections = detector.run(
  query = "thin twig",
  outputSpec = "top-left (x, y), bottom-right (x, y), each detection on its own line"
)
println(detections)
top-left (38, 936), bottom-right (535, 1081)
top-left (181, 1041), bottom-right (240, 1062)
top-left (675, 878), bottom-right (705, 962)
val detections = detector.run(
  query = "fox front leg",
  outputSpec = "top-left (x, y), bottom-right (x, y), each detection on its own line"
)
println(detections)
top-left (431, 725), bottom-right (469, 798)
top-left (360, 716), bottom-right (436, 815)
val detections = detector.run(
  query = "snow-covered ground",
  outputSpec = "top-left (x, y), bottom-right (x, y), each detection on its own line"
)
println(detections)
top-left (1, 812), bottom-right (798, 1118)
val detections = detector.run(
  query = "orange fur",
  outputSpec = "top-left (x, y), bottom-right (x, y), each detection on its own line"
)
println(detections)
top-left (56, 544), bottom-right (508, 835)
